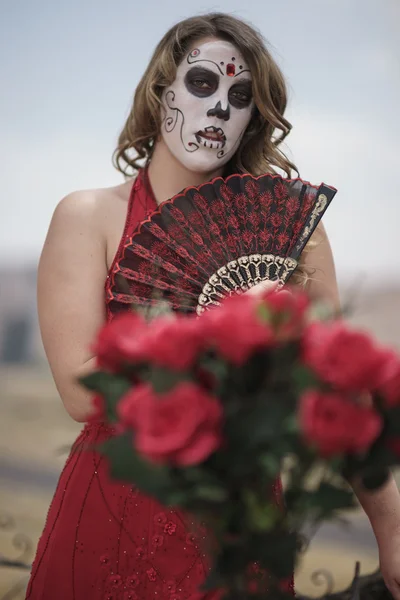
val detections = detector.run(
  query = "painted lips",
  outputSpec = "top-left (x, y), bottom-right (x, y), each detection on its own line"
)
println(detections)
top-left (195, 126), bottom-right (226, 150)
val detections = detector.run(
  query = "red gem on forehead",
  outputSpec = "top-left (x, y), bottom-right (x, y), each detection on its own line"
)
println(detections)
top-left (226, 63), bottom-right (236, 76)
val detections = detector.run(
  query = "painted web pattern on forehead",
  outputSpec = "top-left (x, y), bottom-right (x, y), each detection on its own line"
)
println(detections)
top-left (187, 47), bottom-right (250, 77)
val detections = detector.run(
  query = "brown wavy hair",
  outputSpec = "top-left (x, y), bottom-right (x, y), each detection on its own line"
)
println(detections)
top-left (113, 12), bottom-right (297, 179)
top-left (113, 12), bottom-right (316, 286)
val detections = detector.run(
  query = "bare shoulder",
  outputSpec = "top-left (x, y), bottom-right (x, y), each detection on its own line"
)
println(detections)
top-left (51, 180), bottom-right (133, 236)
top-left (46, 180), bottom-right (135, 270)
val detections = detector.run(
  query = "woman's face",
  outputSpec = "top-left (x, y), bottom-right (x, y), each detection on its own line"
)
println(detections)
top-left (160, 38), bottom-right (254, 173)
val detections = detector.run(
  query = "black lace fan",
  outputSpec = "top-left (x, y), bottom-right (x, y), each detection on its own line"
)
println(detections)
top-left (108, 173), bottom-right (337, 315)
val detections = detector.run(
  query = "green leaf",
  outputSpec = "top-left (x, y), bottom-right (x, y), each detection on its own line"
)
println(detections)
top-left (292, 365), bottom-right (320, 394)
top-left (385, 406), bottom-right (400, 436)
top-left (342, 436), bottom-right (394, 481)
top-left (80, 371), bottom-right (132, 422)
top-left (215, 544), bottom-right (251, 580)
top-left (228, 395), bottom-right (289, 451)
top-left (181, 466), bottom-right (209, 483)
top-left (99, 434), bottom-right (175, 501)
top-left (257, 303), bottom-right (273, 325)
top-left (200, 565), bottom-right (226, 592)
top-left (259, 454), bottom-right (281, 478)
top-left (193, 484), bottom-right (228, 503)
top-left (145, 366), bottom-right (189, 394)
top-left (296, 481), bottom-right (356, 518)
top-left (328, 456), bottom-right (347, 474)
top-left (316, 482), bottom-right (356, 509)
top-left (361, 467), bottom-right (390, 491)
top-left (283, 413), bottom-right (299, 435)
top-left (243, 491), bottom-right (280, 532)
top-left (307, 301), bottom-right (336, 322)
top-left (252, 531), bottom-right (297, 579)
top-left (165, 490), bottom-right (193, 506)
top-left (198, 352), bottom-right (229, 391)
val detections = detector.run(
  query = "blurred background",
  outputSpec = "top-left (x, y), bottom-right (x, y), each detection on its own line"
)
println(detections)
top-left (0, 0), bottom-right (399, 597)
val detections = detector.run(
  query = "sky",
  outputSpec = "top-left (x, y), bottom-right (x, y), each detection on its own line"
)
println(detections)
top-left (1, 0), bottom-right (399, 287)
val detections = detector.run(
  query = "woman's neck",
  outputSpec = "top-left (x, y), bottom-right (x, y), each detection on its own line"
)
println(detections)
top-left (147, 139), bottom-right (223, 205)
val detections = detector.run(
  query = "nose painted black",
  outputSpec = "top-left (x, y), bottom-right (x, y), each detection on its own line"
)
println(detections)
top-left (207, 101), bottom-right (230, 122)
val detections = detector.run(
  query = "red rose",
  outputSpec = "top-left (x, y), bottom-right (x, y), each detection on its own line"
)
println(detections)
top-left (302, 321), bottom-right (388, 392)
top-left (204, 294), bottom-right (272, 365)
top-left (138, 315), bottom-right (205, 371)
top-left (377, 351), bottom-right (400, 406)
top-left (87, 394), bottom-right (105, 423)
top-left (118, 387), bottom-right (141, 429)
top-left (262, 287), bottom-right (308, 316)
top-left (299, 390), bottom-right (382, 457)
top-left (93, 312), bottom-right (148, 371)
top-left (260, 287), bottom-right (309, 339)
top-left (118, 382), bottom-right (223, 466)
top-left (387, 438), bottom-right (400, 458)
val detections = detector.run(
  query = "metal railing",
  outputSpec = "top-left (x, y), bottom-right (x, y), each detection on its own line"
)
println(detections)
top-left (0, 512), bottom-right (31, 599)
top-left (0, 512), bottom-right (391, 600)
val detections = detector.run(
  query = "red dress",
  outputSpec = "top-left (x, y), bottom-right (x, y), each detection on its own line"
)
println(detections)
top-left (26, 169), bottom-right (288, 600)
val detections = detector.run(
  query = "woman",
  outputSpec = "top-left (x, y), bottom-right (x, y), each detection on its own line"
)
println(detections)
top-left (27, 12), bottom-right (400, 600)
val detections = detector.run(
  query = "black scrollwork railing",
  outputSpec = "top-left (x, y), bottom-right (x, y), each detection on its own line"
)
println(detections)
top-left (297, 563), bottom-right (391, 600)
top-left (0, 512), bottom-right (33, 570)
top-left (0, 512), bottom-right (391, 600)
top-left (0, 512), bottom-right (32, 600)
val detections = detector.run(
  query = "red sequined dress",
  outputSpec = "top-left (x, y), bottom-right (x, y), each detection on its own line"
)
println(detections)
top-left (26, 169), bottom-right (289, 600)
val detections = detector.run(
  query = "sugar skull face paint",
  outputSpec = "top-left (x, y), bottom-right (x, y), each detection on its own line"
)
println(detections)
top-left (161, 40), bottom-right (254, 173)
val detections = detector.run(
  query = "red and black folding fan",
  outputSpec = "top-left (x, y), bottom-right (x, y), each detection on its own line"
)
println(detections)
top-left (107, 173), bottom-right (336, 315)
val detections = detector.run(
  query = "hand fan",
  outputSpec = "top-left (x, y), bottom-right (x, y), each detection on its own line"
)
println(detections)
top-left (107, 173), bottom-right (337, 315)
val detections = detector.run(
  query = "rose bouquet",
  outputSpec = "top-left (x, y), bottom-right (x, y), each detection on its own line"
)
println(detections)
top-left (81, 289), bottom-right (400, 600)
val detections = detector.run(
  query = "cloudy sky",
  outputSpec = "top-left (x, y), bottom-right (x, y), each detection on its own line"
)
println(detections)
top-left (1, 0), bottom-right (399, 287)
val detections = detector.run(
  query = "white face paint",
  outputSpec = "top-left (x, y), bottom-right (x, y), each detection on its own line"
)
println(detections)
top-left (161, 40), bottom-right (254, 173)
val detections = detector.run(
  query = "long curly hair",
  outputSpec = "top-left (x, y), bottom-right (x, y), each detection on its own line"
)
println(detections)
top-left (113, 12), bottom-right (317, 285)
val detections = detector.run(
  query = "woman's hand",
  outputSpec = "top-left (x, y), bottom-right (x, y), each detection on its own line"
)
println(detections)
top-left (245, 279), bottom-right (280, 296)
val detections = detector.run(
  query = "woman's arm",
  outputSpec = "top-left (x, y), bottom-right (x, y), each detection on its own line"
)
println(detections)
top-left (353, 475), bottom-right (400, 542)
top-left (38, 190), bottom-right (108, 422)
top-left (302, 222), bottom-right (400, 596)
top-left (299, 221), bottom-right (340, 309)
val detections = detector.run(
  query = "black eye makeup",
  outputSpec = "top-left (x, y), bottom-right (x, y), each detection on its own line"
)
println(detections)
top-left (184, 67), bottom-right (219, 98)
top-left (228, 82), bottom-right (253, 109)
top-left (184, 66), bottom-right (253, 108)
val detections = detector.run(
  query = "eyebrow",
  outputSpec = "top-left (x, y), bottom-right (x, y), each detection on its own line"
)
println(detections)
top-left (186, 53), bottom-right (225, 75)
top-left (185, 65), bottom-right (221, 80)
top-left (230, 79), bottom-right (252, 88)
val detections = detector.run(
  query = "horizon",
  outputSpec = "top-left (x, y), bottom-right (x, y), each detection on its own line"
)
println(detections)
top-left (1, 0), bottom-right (399, 288)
